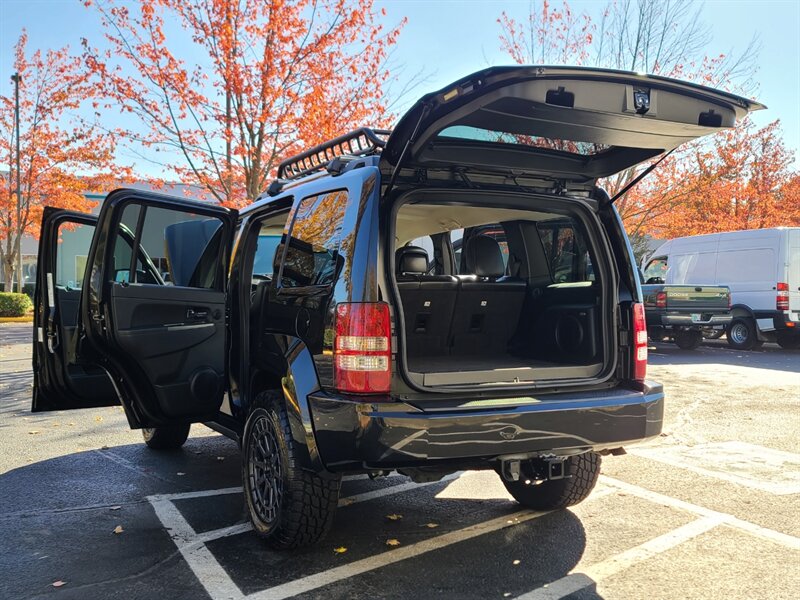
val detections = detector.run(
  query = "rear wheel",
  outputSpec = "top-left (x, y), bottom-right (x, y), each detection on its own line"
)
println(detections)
top-left (142, 424), bottom-right (191, 450)
top-left (674, 329), bottom-right (702, 350)
top-left (502, 452), bottom-right (601, 510)
top-left (777, 332), bottom-right (800, 350)
top-left (727, 318), bottom-right (761, 350)
top-left (242, 390), bottom-right (341, 549)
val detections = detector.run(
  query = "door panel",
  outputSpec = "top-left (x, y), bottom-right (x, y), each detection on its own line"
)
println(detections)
top-left (32, 209), bottom-right (118, 412)
top-left (79, 189), bottom-right (237, 427)
top-left (109, 285), bottom-right (226, 418)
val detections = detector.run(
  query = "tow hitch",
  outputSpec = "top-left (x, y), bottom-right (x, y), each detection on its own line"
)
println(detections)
top-left (499, 456), bottom-right (570, 483)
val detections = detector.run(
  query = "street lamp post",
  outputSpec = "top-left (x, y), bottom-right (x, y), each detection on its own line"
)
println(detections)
top-left (11, 72), bottom-right (22, 293)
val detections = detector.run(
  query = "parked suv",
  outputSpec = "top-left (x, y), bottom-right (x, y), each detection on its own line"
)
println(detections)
top-left (32, 66), bottom-right (762, 548)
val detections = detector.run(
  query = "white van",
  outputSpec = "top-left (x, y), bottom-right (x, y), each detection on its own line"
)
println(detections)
top-left (643, 228), bottom-right (800, 350)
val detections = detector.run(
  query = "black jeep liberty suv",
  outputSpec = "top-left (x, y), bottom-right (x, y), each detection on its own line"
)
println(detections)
top-left (32, 66), bottom-right (762, 548)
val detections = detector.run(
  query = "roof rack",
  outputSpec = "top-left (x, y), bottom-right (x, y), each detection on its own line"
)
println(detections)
top-left (277, 127), bottom-right (391, 180)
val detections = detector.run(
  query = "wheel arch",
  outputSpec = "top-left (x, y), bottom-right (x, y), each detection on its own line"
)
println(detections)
top-left (246, 335), bottom-right (328, 474)
top-left (729, 304), bottom-right (756, 319)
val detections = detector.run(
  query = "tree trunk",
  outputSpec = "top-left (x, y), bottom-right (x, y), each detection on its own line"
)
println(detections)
top-left (3, 253), bottom-right (16, 292)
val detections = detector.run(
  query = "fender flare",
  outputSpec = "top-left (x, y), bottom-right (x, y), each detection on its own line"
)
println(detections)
top-left (248, 335), bottom-right (330, 475)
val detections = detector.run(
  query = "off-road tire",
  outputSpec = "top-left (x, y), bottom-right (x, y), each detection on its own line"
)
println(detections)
top-left (776, 333), bottom-right (800, 350)
top-left (726, 318), bottom-right (761, 350)
top-left (142, 424), bottom-right (191, 450)
top-left (242, 390), bottom-right (340, 549)
top-left (502, 452), bottom-right (601, 511)
top-left (675, 329), bottom-right (702, 350)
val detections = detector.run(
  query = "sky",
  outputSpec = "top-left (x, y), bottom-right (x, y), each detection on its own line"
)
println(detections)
top-left (1, 0), bottom-right (799, 176)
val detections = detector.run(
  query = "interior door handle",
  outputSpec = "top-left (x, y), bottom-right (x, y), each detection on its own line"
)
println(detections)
top-left (186, 308), bottom-right (208, 321)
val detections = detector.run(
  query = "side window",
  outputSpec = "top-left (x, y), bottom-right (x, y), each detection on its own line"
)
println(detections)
top-left (279, 190), bottom-right (348, 288)
top-left (55, 222), bottom-right (95, 290)
top-left (250, 210), bottom-right (291, 283)
top-left (643, 257), bottom-right (668, 284)
top-left (111, 203), bottom-right (225, 289)
top-left (538, 221), bottom-right (593, 283)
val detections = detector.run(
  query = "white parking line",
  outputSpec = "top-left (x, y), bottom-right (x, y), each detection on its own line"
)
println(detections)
top-left (338, 471), bottom-right (463, 507)
top-left (515, 517), bottom-right (721, 599)
top-left (149, 498), bottom-right (245, 600)
top-left (601, 475), bottom-right (800, 550)
top-left (248, 510), bottom-right (549, 600)
top-left (629, 442), bottom-right (800, 495)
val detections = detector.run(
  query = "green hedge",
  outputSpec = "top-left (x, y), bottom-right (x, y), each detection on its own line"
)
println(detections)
top-left (0, 292), bottom-right (33, 317)
top-left (0, 283), bottom-right (35, 298)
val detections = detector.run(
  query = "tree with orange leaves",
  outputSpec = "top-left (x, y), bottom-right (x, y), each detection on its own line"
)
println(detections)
top-left (0, 33), bottom-right (125, 292)
top-left (495, 0), bottom-right (798, 248)
top-left (83, 0), bottom-right (405, 207)
top-left (638, 120), bottom-right (800, 239)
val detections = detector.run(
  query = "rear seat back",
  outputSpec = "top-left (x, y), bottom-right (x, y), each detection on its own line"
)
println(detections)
top-left (451, 236), bottom-right (526, 355)
top-left (395, 246), bottom-right (458, 356)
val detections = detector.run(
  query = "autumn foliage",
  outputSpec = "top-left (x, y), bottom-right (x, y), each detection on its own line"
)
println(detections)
top-left (497, 0), bottom-right (799, 241)
top-left (0, 33), bottom-right (125, 290)
top-left (83, 0), bottom-right (405, 207)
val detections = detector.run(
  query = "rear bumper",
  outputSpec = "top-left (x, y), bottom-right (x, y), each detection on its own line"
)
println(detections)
top-left (658, 313), bottom-right (732, 327)
top-left (308, 382), bottom-right (664, 471)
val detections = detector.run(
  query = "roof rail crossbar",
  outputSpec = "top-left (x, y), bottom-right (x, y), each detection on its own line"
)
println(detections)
top-left (277, 127), bottom-right (391, 180)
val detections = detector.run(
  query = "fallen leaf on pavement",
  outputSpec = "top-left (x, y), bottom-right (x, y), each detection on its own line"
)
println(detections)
top-left (110, 506), bottom-right (122, 511)
top-left (113, 525), bottom-right (124, 534)
top-left (340, 498), bottom-right (354, 506)
top-left (385, 513), bottom-right (403, 521)
top-left (424, 523), bottom-right (439, 528)
top-left (216, 456), bottom-right (225, 461)
top-left (52, 580), bottom-right (66, 588)
top-left (176, 472), bottom-right (186, 476)
top-left (94, 416), bottom-right (103, 423)
top-left (333, 546), bottom-right (347, 554)
top-left (28, 430), bottom-right (40, 435)
top-left (512, 559), bottom-right (521, 565)
top-left (386, 539), bottom-right (401, 547)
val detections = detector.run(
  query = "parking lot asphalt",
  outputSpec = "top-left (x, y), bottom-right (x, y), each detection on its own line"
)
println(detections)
top-left (1, 323), bottom-right (798, 600)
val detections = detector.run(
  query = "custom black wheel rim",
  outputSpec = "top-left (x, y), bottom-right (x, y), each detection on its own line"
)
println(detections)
top-left (247, 415), bottom-right (283, 525)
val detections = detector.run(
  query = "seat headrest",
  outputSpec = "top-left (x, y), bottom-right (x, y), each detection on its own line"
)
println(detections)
top-left (464, 235), bottom-right (505, 278)
top-left (396, 245), bottom-right (429, 276)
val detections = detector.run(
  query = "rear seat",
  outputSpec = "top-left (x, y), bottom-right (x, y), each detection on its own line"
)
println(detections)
top-left (395, 246), bottom-right (458, 356)
top-left (450, 236), bottom-right (526, 355)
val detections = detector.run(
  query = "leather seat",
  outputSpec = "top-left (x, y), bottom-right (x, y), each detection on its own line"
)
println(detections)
top-left (451, 235), bottom-right (526, 355)
top-left (395, 245), bottom-right (458, 356)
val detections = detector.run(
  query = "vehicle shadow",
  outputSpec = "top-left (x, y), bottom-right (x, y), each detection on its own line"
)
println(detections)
top-left (648, 340), bottom-right (799, 373)
top-left (0, 441), bottom-right (604, 600)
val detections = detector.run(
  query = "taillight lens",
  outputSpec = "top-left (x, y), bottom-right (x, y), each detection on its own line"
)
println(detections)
top-left (632, 303), bottom-right (648, 382)
top-left (777, 282), bottom-right (789, 311)
top-left (655, 291), bottom-right (667, 309)
top-left (334, 302), bottom-right (391, 394)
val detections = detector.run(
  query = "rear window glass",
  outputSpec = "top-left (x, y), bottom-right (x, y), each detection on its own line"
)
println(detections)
top-left (438, 125), bottom-right (609, 156)
top-left (278, 190), bottom-right (348, 288)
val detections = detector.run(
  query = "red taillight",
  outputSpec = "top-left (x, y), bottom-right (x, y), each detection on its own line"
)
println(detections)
top-left (632, 303), bottom-right (648, 382)
top-left (777, 282), bottom-right (789, 311)
top-left (334, 302), bottom-right (391, 394)
top-left (655, 291), bottom-right (667, 309)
